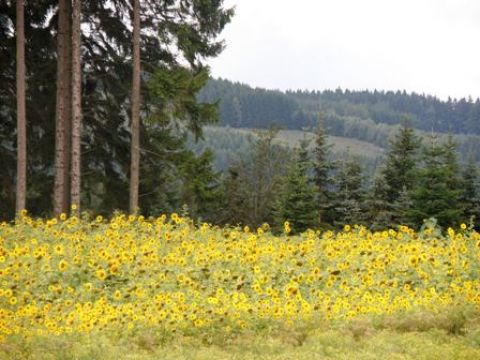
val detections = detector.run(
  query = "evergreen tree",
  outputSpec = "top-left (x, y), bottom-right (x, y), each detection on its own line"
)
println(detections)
top-left (332, 155), bottom-right (366, 226)
top-left (0, 0), bottom-right (234, 219)
top-left (443, 134), bottom-right (461, 192)
top-left (365, 166), bottom-right (393, 230)
top-left (129, 0), bottom-right (141, 214)
top-left (70, 0), bottom-right (82, 212)
top-left (219, 161), bottom-right (252, 226)
top-left (460, 155), bottom-right (480, 224)
top-left (248, 128), bottom-right (289, 227)
top-left (179, 148), bottom-right (221, 223)
top-left (15, 0), bottom-right (26, 213)
top-left (407, 136), bottom-right (462, 228)
top-left (381, 122), bottom-right (421, 223)
top-left (219, 128), bottom-right (290, 228)
top-left (274, 139), bottom-right (317, 233)
top-left (53, 0), bottom-right (72, 215)
top-left (382, 122), bottom-right (420, 201)
top-left (312, 116), bottom-right (335, 225)
top-left (392, 186), bottom-right (415, 228)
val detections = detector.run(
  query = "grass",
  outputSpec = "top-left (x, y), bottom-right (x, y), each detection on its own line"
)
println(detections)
top-left (204, 126), bottom-right (385, 159)
top-left (3, 308), bottom-right (480, 360)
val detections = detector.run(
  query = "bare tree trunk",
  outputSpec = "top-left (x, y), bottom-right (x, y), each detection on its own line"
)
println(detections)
top-left (129, 0), bottom-right (141, 214)
top-left (16, 0), bottom-right (27, 214)
top-left (63, 0), bottom-right (72, 212)
top-left (53, 0), bottom-right (71, 216)
top-left (70, 0), bottom-right (82, 213)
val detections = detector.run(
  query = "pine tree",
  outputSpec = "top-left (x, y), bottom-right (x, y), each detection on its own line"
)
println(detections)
top-left (312, 115), bottom-right (334, 225)
top-left (407, 136), bottom-right (462, 228)
top-left (53, 0), bottom-right (72, 215)
top-left (70, 0), bottom-right (82, 213)
top-left (129, 0), bottom-right (141, 214)
top-left (15, 0), bottom-right (26, 214)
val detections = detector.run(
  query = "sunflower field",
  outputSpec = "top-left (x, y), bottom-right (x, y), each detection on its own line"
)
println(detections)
top-left (1, 213), bottom-right (480, 358)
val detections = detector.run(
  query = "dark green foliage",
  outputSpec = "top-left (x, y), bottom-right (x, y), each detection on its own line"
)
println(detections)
top-left (392, 186), bottom-right (415, 228)
top-left (365, 167), bottom-right (393, 230)
top-left (407, 137), bottom-right (462, 227)
top-left (218, 160), bottom-right (253, 226)
top-left (198, 78), bottom-right (303, 129)
top-left (460, 156), bottom-right (480, 224)
top-left (0, 0), bottom-right (233, 220)
top-left (274, 139), bottom-right (318, 233)
top-left (199, 78), bottom-right (480, 135)
top-left (312, 116), bottom-right (335, 225)
top-left (219, 128), bottom-right (291, 228)
top-left (147, 66), bottom-right (218, 139)
top-left (198, 79), bottom-right (480, 162)
top-left (443, 134), bottom-right (461, 191)
top-left (332, 156), bottom-right (366, 226)
top-left (382, 123), bottom-right (421, 204)
top-left (179, 148), bottom-right (221, 222)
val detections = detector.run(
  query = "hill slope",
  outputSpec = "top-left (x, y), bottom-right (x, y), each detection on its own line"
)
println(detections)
top-left (188, 126), bottom-right (384, 172)
top-left (198, 78), bottom-right (480, 161)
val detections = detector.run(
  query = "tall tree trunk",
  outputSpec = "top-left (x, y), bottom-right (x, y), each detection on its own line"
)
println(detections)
top-left (53, 0), bottom-right (72, 216)
top-left (16, 0), bottom-right (27, 214)
top-left (63, 0), bottom-right (72, 212)
top-left (70, 0), bottom-right (82, 213)
top-left (129, 0), bottom-right (141, 214)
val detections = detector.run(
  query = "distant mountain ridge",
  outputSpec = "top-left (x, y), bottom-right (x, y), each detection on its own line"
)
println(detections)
top-left (198, 78), bottom-right (480, 160)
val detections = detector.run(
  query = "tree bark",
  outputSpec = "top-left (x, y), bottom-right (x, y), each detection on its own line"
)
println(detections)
top-left (129, 0), bottom-right (141, 214)
top-left (63, 0), bottom-right (72, 212)
top-left (53, 0), bottom-right (72, 216)
top-left (16, 0), bottom-right (27, 214)
top-left (70, 0), bottom-right (82, 213)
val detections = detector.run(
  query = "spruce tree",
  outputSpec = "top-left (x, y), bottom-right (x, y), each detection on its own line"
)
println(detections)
top-left (407, 136), bottom-right (462, 228)
top-left (275, 141), bottom-right (317, 233)
top-left (365, 166), bottom-right (393, 230)
top-left (179, 149), bottom-right (221, 223)
top-left (312, 115), bottom-right (335, 225)
top-left (382, 123), bottom-right (421, 217)
top-left (460, 155), bottom-right (480, 224)
top-left (332, 155), bottom-right (366, 226)
top-left (392, 186), bottom-right (415, 228)
top-left (219, 128), bottom-right (290, 228)
top-left (443, 134), bottom-right (461, 193)
top-left (219, 161), bottom-right (252, 226)
top-left (381, 120), bottom-right (420, 225)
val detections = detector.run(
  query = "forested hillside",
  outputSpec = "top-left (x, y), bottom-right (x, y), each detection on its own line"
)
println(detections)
top-left (198, 78), bottom-right (480, 160)
top-left (187, 126), bottom-right (384, 173)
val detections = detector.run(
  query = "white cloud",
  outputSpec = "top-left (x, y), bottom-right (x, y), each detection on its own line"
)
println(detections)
top-left (210, 0), bottom-right (480, 99)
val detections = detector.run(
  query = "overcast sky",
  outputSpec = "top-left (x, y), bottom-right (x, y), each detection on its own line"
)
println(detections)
top-left (208, 0), bottom-right (480, 100)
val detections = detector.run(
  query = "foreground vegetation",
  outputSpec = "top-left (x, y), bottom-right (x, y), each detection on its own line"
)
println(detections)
top-left (3, 314), bottom-right (480, 359)
top-left (1, 213), bottom-right (480, 358)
